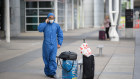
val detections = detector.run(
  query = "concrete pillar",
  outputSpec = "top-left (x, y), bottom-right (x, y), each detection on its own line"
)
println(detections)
top-left (94, 0), bottom-right (104, 27)
top-left (10, 0), bottom-right (21, 36)
top-left (83, 0), bottom-right (94, 27)
top-left (55, 0), bottom-right (58, 23)
top-left (72, 0), bottom-right (74, 30)
top-left (65, 0), bottom-right (68, 31)
top-left (79, 0), bottom-right (82, 28)
top-left (20, 0), bottom-right (25, 32)
top-left (105, 0), bottom-right (109, 16)
top-left (82, 0), bottom-right (84, 28)
top-left (5, 0), bottom-right (10, 43)
top-left (77, 0), bottom-right (80, 29)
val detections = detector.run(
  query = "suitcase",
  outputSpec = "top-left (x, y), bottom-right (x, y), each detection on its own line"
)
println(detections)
top-left (99, 30), bottom-right (106, 40)
top-left (83, 55), bottom-right (95, 79)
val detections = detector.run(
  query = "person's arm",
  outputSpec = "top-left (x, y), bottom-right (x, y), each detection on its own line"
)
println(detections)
top-left (104, 20), bottom-right (107, 28)
top-left (38, 19), bottom-right (49, 32)
top-left (104, 20), bottom-right (106, 24)
top-left (38, 23), bottom-right (46, 32)
top-left (57, 24), bottom-right (63, 47)
top-left (104, 20), bottom-right (107, 25)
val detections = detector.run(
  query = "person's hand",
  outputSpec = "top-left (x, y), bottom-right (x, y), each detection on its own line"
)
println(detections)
top-left (57, 45), bottom-right (61, 48)
top-left (45, 19), bottom-right (49, 23)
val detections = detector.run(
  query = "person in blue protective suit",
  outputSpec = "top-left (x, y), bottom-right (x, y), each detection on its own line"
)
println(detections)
top-left (38, 13), bottom-right (63, 78)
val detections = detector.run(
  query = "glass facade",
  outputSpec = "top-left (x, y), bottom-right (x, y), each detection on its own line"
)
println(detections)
top-left (26, 2), bottom-right (37, 8)
top-left (25, 0), bottom-right (79, 31)
top-left (67, 0), bottom-right (72, 29)
top-left (25, 1), bottom-right (54, 31)
top-left (39, 1), bottom-right (54, 8)
top-left (26, 17), bottom-right (38, 23)
top-left (26, 9), bottom-right (38, 16)
top-left (58, 0), bottom-right (65, 30)
top-left (39, 9), bottom-right (54, 16)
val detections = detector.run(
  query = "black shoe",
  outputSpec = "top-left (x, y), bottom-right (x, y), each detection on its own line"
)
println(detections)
top-left (47, 75), bottom-right (55, 78)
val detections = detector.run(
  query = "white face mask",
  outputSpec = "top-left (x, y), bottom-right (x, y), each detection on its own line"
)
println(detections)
top-left (49, 20), bottom-right (54, 23)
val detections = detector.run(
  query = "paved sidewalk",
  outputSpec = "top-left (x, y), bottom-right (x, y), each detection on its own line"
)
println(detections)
top-left (0, 28), bottom-right (135, 79)
top-left (133, 29), bottom-right (140, 79)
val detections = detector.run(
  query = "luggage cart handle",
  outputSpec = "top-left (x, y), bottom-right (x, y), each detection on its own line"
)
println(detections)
top-left (83, 39), bottom-right (85, 43)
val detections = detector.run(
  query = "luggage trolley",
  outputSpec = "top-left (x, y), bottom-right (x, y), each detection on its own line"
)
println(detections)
top-left (57, 51), bottom-right (78, 79)
top-left (56, 39), bottom-right (95, 79)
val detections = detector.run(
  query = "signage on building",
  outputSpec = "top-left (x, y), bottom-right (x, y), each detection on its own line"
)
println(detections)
top-left (125, 9), bottom-right (133, 28)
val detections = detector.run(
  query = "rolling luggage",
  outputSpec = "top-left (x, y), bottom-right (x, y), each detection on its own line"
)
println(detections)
top-left (99, 30), bottom-right (106, 40)
top-left (83, 55), bottom-right (95, 79)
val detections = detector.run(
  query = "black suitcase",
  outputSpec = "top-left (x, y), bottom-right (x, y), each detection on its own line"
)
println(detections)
top-left (99, 30), bottom-right (106, 40)
top-left (83, 55), bottom-right (95, 79)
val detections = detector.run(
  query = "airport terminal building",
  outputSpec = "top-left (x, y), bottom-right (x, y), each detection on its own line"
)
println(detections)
top-left (0, 0), bottom-right (137, 42)
top-left (0, 0), bottom-right (86, 37)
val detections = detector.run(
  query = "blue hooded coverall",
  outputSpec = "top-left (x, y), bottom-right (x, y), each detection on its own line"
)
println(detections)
top-left (38, 13), bottom-right (63, 76)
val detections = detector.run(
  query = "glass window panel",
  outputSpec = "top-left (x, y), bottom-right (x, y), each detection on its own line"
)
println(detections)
top-left (39, 9), bottom-right (54, 16)
top-left (26, 25), bottom-right (38, 31)
top-left (26, 2), bottom-right (37, 8)
top-left (39, 17), bottom-right (47, 23)
top-left (26, 9), bottom-right (37, 16)
top-left (58, 2), bottom-right (64, 9)
top-left (58, 17), bottom-right (64, 23)
top-left (58, 10), bottom-right (64, 17)
top-left (39, 1), bottom-right (54, 8)
top-left (26, 17), bottom-right (38, 23)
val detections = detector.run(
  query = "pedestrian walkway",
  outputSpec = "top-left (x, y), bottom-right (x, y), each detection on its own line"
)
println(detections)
top-left (133, 29), bottom-right (140, 79)
top-left (0, 28), bottom-right (135, 79)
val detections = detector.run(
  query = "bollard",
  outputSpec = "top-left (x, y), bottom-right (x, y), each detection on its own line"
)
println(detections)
top-left (97, 45), bottom-right (104, 56)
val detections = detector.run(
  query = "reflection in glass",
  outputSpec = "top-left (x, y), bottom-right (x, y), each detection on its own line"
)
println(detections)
top-left (26, 17), bottom-right (38, 23)
top-left (26, 2), bottom-right (37, 8)
top-left (67, 0), bottom-right (72, 28)
top-left (58, 2), bottom-right (64, 9)
top-left (39, 1), bottom-right (54, 8)
top-left (26, 9), bottom-right (37, 16)
top-left (58, 0), bottom-right (65, 29)
top-left (26, 25), bottom-right (38, 31)
top-left (39, 17), bottom-right (47, 23)
top-left (58, 10), bottom-right (64, 17)
top-left (39, 9), bottom-right (54, 16)
top-left (58, 17), bottom-right (64, 23)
